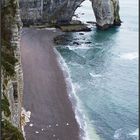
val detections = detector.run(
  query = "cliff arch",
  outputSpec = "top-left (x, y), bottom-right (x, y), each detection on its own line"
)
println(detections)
top-left (19, 0), bottom-right (121, 29)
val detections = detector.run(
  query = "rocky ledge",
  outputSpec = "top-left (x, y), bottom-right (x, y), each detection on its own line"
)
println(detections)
top-left (57, 20), bottom-right (91, 32)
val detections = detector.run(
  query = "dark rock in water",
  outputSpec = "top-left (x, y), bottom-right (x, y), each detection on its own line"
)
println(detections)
top-left (97, 24), bottom-right (112, 30)
top-left (87, 21), bottom-right (96, 25)
top-left (114, 20), bottom-right (122, 26)
top-left (54, 34), bottom-right (72, 45)
top-left (73, 42), bottom-right (80, 45)
top-left (85, 41), bottom-right (92, 44)
top-left (79, 33), bottom-right (84, 35)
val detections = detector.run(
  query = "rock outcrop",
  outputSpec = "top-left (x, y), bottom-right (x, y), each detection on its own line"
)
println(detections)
top-left (1, 0), bottom-right (24, 139)
top-left (19, 0), bottom-right (84, 25)
top-left (91, 0), bottom-right (121, 29)
top-left (19, 0), bottom-right (121, 29)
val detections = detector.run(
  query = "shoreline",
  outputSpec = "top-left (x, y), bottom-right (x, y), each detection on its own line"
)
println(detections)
top-left (21, 27), bottom-right (80, 140)
top-left (54, 33), bottom-right (101, 140)
top-left (53, 49), bottom-right (88, 140)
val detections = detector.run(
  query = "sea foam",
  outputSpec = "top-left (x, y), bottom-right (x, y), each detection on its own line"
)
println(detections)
top-left (129, 128), bottom-right (139, 139)
top-left (66, 44), bottom-right (91, 51)
top-left (54, 48), bottom-right (100, 140)
top-left (114, 128), bottom-right (139, 140)
top-left (120, 52), bottom-right (138, 60)
top-left (90, 73), bottom-right (102, 78)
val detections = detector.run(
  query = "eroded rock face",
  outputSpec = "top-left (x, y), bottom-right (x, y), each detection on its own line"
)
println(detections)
top-left (19, 0), bottom-right (84, 25)
top-left (19, 0), bottom-right (121, 29)
top-left (91, 0), bottom-right (121, 29)
top-left (1, 1), bottom-right (24, 138)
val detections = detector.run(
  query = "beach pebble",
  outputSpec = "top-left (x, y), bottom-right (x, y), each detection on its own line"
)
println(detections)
top-left (35, 131), bottom-right (39, 134)
top-left (48, 125), bottom-right (51, 128)
top-left (29, 123), bottom-right (33, 127)
top-left (41, 129), bottom-right (44, 131)
top-left (56, 124), bottom-right (59, 127)
top-left (53, 134), bottom-right (56, 137)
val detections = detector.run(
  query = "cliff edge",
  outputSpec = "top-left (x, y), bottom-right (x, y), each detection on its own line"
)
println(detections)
top-left (1, 0), bottom-right (24, 139)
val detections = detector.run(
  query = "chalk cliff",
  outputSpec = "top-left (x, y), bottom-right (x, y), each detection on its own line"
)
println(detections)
top-left (19, 0), bottom-right (121, 29)
top-left (91, 0), bottom-right (121, 29)
top-left (1, 0), bottom-right (24, 139)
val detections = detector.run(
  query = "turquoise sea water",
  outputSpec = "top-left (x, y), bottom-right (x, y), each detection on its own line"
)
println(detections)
top-left (56, 0), bottom-right (139, 139)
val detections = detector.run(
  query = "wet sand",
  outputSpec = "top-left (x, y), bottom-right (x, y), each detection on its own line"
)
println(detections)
top-left (21, 28), bottom-right (80, 140)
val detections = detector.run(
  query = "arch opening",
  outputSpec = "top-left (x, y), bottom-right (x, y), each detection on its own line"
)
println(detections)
top-left (72, 0), bottom-right (96, 25)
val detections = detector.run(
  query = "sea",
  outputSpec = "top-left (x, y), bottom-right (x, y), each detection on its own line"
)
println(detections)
top-left (55, 0), bottom-right (139, 140)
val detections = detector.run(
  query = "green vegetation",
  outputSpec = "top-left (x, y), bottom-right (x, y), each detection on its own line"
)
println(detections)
top-left (1, 119), bottom-right (24, 140)
top-left (1, 40), bottom-right (18, 76)
top-left (1, 94), bottom-right (11, 117)
top-left (1, 0), bottom-right (18, 77)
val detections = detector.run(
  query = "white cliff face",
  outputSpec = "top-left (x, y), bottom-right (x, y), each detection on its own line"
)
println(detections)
top-left (19, 0), bottom-right (84, 24)
top-left (91, 0), bottom-right (121, 29)
top-left (19, 0), bottom-right (121, 29)
top-left (91, 0), bottom-right (114, 27)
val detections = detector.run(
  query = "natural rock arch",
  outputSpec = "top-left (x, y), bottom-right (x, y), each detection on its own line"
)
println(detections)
top-left (19, 0), bottom-right (121, 29)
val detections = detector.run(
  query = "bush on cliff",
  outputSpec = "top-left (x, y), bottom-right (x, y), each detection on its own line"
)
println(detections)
top-left (1, 119), bottom-right (24, 140)
top-left (1, 95), bottom-right (11, 117)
